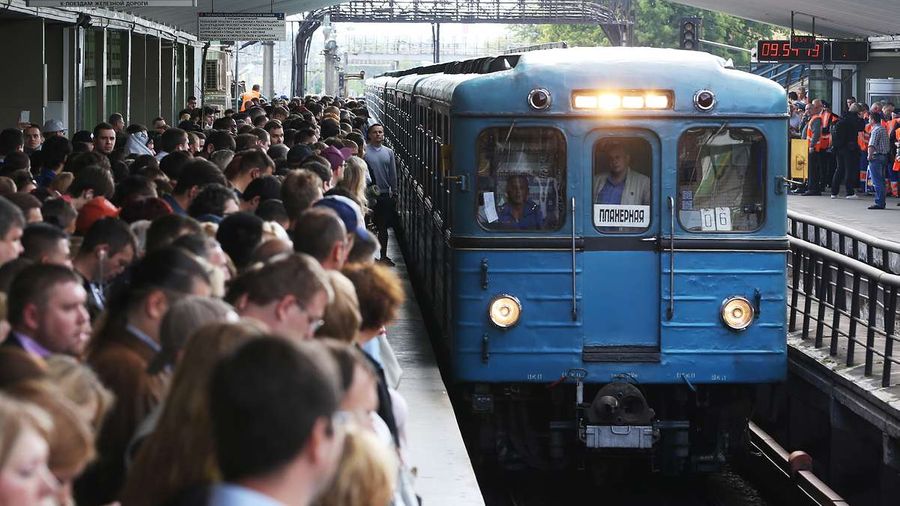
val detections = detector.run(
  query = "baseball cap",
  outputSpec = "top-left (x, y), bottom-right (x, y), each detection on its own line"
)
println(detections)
top-left (42, 119), bottom-right (66, 134)
top-left (321, 145), bottom-right (355, 171)
top-left (313, 195), bottom-right (366, 237)
top-left (75, 197), bottom-right (119, 234)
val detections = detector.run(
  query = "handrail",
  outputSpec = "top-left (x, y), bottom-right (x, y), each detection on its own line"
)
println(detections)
top-left (570, 197), bottom-right (578, 321)
top-left (666, 196), bottom-right (675, 320)
top-left (788, 210), bottom-right (900, 256)
top-left (789, 237), bottom-right (900, 288)
top-left (788, 235), bottom-right (900, 388)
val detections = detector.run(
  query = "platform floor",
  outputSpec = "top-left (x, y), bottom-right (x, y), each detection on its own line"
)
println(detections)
top-left (788, 193), bottom-right (900, 240)
top-left (383, 234), bottom-right (485, 506)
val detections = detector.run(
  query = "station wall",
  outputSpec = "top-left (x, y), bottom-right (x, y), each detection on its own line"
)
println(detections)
top-left (0, 9), bottom-right (201, 134)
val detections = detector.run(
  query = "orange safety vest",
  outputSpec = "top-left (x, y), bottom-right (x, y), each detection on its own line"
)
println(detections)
top-left (894, 126), bottom-right (900, 172)
top-left (806, 111), bottom-right (834, 152)
top-left (239, 90), bottom-right (261, 112)
top-left (859, 121), bottom-right (874, 152)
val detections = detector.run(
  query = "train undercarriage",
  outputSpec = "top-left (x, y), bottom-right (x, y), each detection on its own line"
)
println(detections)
top-left (462, 380), bottom-right (756, 476)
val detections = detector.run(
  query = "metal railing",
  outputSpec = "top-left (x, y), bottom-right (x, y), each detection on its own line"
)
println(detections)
top-left (789, 210), bottom-right (900, 274)
top-left (787, 213), bottom-right (900, 388)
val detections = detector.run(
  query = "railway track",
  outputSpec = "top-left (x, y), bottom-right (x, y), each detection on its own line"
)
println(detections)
top-left (472, 422), bottom-right (848, 506)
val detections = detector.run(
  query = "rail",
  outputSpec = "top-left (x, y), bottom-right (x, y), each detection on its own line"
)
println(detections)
top-left (745, 422), bottom-right (849, 505)
top-left (787, 233), bottom-right (900, 388)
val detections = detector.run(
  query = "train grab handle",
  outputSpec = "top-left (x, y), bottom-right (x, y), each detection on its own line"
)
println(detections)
top-left (571, 196), bottom-right (578, 321)
top-left (667, 196), bottom-right (676, 320)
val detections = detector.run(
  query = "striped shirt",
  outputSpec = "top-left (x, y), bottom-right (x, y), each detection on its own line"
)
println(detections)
top-left (869, 124), bottom-right (890, 155)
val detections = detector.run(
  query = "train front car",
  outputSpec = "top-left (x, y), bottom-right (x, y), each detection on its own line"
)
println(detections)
top-left (368, 47), bottom-right (788, 474)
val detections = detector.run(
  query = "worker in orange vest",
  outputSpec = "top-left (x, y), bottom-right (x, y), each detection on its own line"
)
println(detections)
top-left (859, 109), bottom-right (873, 189)
top-left (240, 84), bottom-right (261, 112)
top-left (803, 99), bottom-right (828, 196)
top-left (890, 108), bottom-right (900, 198)
top-left (831, 103), bottom-right (864, 198)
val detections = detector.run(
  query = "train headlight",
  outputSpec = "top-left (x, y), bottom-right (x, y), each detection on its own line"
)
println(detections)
top-left (489, 295), bottom-right (522, 328)
top-left (572, 90), bottom-right (672, 111)
top-left (721, 296), bottom-right (754, 331)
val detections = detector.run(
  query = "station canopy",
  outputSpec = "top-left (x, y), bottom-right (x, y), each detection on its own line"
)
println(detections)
top-left (127, 0), bottom-right (895, 39)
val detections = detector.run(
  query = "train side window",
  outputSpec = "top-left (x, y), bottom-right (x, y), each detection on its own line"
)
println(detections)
top-left (677, 127), bottom-right (766, 232)
top-left (592, 138), bottom-right (653, 233)
top-left (475, 126), bottom-right (566, 232)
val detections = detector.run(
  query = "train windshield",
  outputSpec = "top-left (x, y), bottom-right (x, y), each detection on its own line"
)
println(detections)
top-left (475, 126), bottom-right (566, 231)
top-left (677, 127), bottom-right (766, 232)
top-left (592, 137), bottom-right (653, 233)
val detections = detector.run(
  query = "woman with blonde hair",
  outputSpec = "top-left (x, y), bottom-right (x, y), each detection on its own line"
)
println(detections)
top-left (5, 381), bottom-right (93, 506)
top-left (44, 355), bottom-right (114, 433)
top-left (120, 321), bottom-right (266, 506)
top-left (339, 156), bottom-right (369, 212)
top-left (315, 271), bottom-right (362, 343)
top-left (0, 393), bottom-right (57, 506)
top-left (314, 425), bottom-right (397, 506)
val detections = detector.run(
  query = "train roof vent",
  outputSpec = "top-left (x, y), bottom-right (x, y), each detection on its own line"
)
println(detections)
top-left (380, 54), bottom-right (522, 78)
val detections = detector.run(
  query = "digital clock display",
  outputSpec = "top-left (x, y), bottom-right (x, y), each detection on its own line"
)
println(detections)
top-left (756, 40), bottom-right (825, 63)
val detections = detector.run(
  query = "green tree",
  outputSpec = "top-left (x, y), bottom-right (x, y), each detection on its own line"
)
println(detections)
top-left (510, 0), bottom-right (774, 66)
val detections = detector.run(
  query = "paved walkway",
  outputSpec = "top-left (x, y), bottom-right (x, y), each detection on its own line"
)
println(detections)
top-left (384, 235), bottom-right (485, 506)
top-left (788, 194), bottom-right (900, 240)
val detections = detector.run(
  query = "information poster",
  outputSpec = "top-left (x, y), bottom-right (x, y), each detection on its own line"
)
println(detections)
top-left (198, 13), bottom-right (286, 41)
top-left (28, 0), bottom-right (195, 6)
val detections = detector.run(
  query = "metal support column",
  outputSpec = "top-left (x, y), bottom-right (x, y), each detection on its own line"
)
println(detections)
top-left (432, 22), bottom-right (440, 63)
top-left (293, 12), bottom-right (322, 97)
top-left (263, 41), bottom-right (274, 99)
top-left (233, 42), bottom-right (240, 110)
top-left (323, 15), bottom-right (337, 96)
top-left (74, 26), bottom-right (84, 131)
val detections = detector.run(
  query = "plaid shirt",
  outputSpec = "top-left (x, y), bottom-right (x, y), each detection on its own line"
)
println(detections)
top-left (869, 124), bottom-right (890, 155)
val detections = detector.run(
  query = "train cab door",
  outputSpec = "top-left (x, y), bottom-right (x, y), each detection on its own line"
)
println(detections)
top-left (581, 130), bottom-right (661, 356)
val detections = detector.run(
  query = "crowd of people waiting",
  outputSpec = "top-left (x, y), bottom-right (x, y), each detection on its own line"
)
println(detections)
top-left (0, 91), bottom-right (417, 506)
top-left (789, 85), bottom-right (900, 210)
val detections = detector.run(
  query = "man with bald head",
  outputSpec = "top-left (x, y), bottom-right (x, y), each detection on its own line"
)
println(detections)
top-left (802, 99), bottom-right (826, 196)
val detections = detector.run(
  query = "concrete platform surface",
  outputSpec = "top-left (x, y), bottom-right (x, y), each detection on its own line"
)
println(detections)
top-left (383, 235), bottom-right (485, 506)
top-left (788, 194), bottom-right (900, 240)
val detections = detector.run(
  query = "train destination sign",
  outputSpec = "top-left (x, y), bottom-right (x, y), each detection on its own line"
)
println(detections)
top-left (198, 13), bottom-right (286, 42)
top-left (756, 40), bottom-right (825, 63)
top-left (28, 0), bottom-right (195, 5)
top-left (593, 205), bottom-right (651, 228)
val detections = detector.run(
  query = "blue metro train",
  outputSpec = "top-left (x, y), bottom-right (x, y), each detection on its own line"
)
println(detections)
top-left (365, 47), bottom-right (788, 473)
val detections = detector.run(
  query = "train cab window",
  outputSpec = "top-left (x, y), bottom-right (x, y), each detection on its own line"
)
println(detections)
top-left (592, 138), bottom-right (653, 232)
top-left (475, 126), bottom-right (566, 231)
top-left (677, 127), bottom-right (766, 232)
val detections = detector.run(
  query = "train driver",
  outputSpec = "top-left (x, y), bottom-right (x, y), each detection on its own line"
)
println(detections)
top-left (594, 143), bottom-right (651, 206)
top-left (497, 174), bottom-right (544, 229)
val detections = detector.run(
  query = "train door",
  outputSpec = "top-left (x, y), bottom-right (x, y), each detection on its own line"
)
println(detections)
top-left (581, 130), bottom-right (661, 353)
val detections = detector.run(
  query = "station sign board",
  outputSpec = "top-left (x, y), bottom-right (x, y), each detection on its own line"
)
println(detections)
top-left (198, 13), bottom-right (286, 42)
top-left (27, 0), bottom-right (195, 6)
